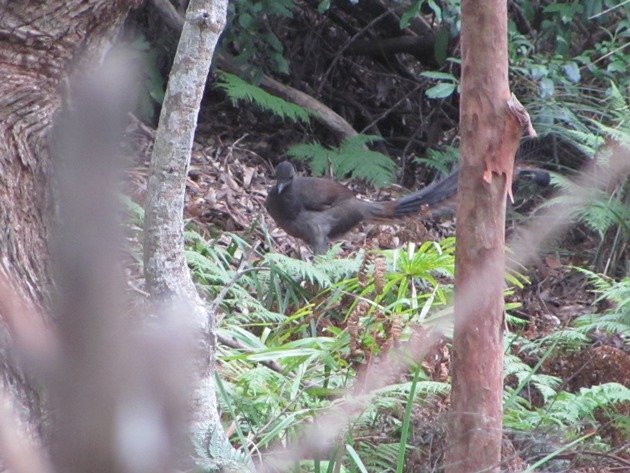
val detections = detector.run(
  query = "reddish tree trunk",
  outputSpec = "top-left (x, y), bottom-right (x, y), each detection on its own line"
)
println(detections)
top-left (446, 1), bottom-right (519, 471)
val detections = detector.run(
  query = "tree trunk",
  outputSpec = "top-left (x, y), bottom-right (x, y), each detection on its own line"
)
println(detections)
top-left (143, 2), bottom-right (242, 470)
top-left (0, 0), bottom-right (140, 439)
top-left (445, 0), bottom-right (520, 471)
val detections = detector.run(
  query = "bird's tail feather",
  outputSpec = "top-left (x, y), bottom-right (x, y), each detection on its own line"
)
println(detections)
top-left (362, 171), bottom-right (458, 221)
top-left (366, 166), bottom-right (549, 221)
top-left (392, 171), bottom-right (459, 218)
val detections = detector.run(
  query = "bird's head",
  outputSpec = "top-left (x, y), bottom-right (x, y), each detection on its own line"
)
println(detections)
top-left (273, 161), bottom-right (295, 194)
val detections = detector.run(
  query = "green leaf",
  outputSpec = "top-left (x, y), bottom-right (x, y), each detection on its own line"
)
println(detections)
top-left (425, 82), bottom-right (456, 99)
top-left (420, 71), bottom-right (457, 81)
top-left (396, 366), bottom-right (420, 473)
top-left (562, 61), bottom-right (581, 83)
top-left (258, 413), bottom-right (299, 447)
top-left (539, 77), bottom-right (555, 98)
top-left (244, 348), bottom-right (322, 362)
top-left (346, 444), bottom-right (369, 473)
top-left (427, 0), bottom-right (443, 22)
top-left (400, 1), bottom-right (422, 29)
top-left (317, 0), bottom-right (331, 14)
top-left (238, 12), bottom-right (254, 29)
top-left (270, 51), bottom-right (290, 75)
top-left (263, 32), bottom-right (284, 52)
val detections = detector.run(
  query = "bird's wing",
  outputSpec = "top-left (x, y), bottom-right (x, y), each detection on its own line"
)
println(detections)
top-left (296, 177), bottom-right (355, 211)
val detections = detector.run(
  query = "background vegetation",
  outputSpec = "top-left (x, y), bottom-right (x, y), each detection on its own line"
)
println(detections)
top-left (122, 1), bottom-right (629, 471)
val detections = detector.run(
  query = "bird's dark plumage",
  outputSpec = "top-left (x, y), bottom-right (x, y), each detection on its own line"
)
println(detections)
top-left (264, 162), bottom-right (457, 254)
top-left (265, 162), bottom-right (550, 254)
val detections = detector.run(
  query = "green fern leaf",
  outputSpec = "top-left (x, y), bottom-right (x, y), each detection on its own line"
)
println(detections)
top-left (415, 146), bottom-right (459, 175)
top-left (216, 72), bottom-right (311, 123)
top-left (264, 253), bottom-right (332, 287)
top-left (286, 142), bottom-right (333, 176)
top-left (194, 422), bottom-right (255, 472)
top-left (288, 135), bottom-right (396, 187)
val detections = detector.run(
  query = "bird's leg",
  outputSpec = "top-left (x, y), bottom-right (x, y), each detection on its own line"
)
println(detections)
top-left (309, 232), bottom-right (329, 255)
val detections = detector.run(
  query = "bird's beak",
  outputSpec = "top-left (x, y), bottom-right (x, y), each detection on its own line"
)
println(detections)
top-left (277, 181), bottom-right (288, 193)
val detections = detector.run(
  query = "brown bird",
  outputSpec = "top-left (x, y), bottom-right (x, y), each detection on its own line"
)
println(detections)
top-left (265, 162), bottom-right (458, 254)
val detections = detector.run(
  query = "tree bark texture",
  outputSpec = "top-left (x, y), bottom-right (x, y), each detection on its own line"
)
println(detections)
top-left (446, 1), bottom-right (520, 472)
top-left (142, 1), bottom-right (242, 469)
top-left (144, 0), bottom-right (228, 303)
top-left (0, 0), bottom-right (140, 442)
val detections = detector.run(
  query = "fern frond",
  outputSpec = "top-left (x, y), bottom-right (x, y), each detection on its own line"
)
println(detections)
top-left (573, 317), bottom-right (630, 335)
top-left (120, 194), bottom-right (145, 223)
top-left (264, 253), bottom-right (332, 287)
top-left (577, 198), bottom-right (630, 237)
top-left (356, 380), bottom-right (450, 424)
top-left (596, 123), bottom-right (630, 146)
top-left (572, 269), bottom-right (630, 307)
top-left (519, 329), bottom-right (591, 354)
top-left (505, 382), bottom-right (630, 431)
top-left (286, 141), bottom-right (333, 176)
top-left (186, 250), bottom-right (230, 280)
top-left (372, 380), bottom-right (451, 398)
top-left (335, 135), bottom-right (397, 187)
top-left (562, 128), bottom-right (604, 154)
top-left (356, 441), bottom-right (402, 473)
top-left (415, 145), bottom-right (459, 175)
top-left (313, 253), bottom-right (363, 281)
top-left (543, 174), bottom-right (630, 237)
top-left (545, 383), bottom-right (630, 425)
top-left (288, 135), bottom-right (396, 187)
top-left (194, 422), bottom-right (255, 473)
top-left (216, 72), bottom-right (311, 123)
top-left (223, 292), bottom-right (287, 324)
top-left (505, 353), bottom-right (563, 403)
top-left (606, 81), bottom-right (629, 116)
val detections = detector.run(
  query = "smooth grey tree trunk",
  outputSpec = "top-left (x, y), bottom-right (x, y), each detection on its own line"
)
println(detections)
top-left (143, 1), bottom-right (249, 471)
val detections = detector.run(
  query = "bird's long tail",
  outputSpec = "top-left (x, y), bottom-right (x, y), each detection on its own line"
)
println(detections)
top-left (366, 166), bottom-right (549, 220)
top-left (392, 171), bottom-right (459, 218)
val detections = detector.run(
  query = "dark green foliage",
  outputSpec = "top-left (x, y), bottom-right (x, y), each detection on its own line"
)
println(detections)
top-left (179, 221), bottom-right (630, 471)
top-left (415, 145), bottom-right (459, 176)
top-left (287, 135), bottom-right (397, 188)
top-left (516, 271), bottom-right (629, 357)
top-left (573, 270), bottom-right (630, 337)
top-left (544, 172), bottom-right (629, 238)
top-left (505, 380), bottom-right (630, 431)
top-left (505, 270), bottom-right (630, 443)
top-left (128, 1), bottom-right (630, 468)
top-left (224, 0), bottom-right (295, 74)
top-left (317, 0), bottom-right (331, 14)
top-left (537, 83), bottom-right (629, 270)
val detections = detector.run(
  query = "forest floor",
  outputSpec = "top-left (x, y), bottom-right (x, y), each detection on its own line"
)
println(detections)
top-left (124, 92), bottom-right (629, 471)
